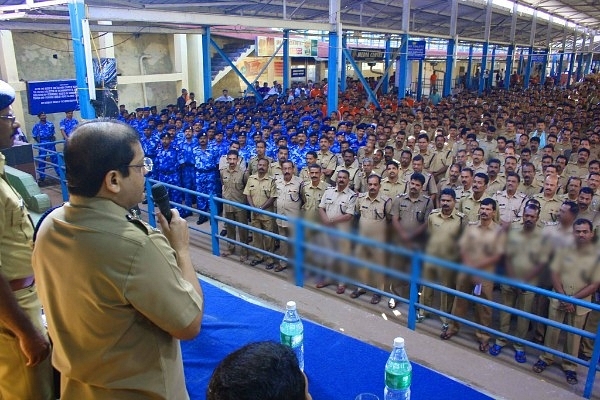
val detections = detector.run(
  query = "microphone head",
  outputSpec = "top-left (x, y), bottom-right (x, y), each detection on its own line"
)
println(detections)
top-left (151, 183), bottom-right (168, 199)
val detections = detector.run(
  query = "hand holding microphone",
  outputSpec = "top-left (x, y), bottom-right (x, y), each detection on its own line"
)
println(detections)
top-left (152, 183), bottom-right (189, 252)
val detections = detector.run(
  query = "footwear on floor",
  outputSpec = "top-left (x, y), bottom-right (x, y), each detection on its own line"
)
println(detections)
top-left (249, 259), bottom-right (264, 266)
top-left (388, 298), bottom-right (397, 309)
top-left (196, 216), bottom-right (208, 225)
top-left (440, 330), bottom-right (456, 341)
top-left (315, 281), bottom-right (330, 289)
top-left (489, 344), bottom-right (503, 356)
top-left (514, 350), bottom-right (527, 363)
top-left (350, 289), bottom-right (366, 299)
top-left (370, 294), bottom-right (381, 304)
top-left (336, 285), bottom-right (346, 295)
top-left (564, 370), bottom-right (578, 385)
top-left (265, 263), bottom-right (275, 270)
top-left (532, 359), bottom-right (548, 373)
top-left (220, 229), bottom-right (227, 236)
top-left (478, 341), bottom-right (490, 353)
top-left (416, 313), bottom-right (425, 323)
top-left (274, 265), bottom-right (287, 272)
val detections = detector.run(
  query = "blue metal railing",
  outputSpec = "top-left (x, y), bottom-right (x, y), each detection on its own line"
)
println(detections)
top-left (142, 179), bottom-right (600, 399)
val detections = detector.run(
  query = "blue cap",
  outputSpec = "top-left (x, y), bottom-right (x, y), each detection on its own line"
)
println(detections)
top-left (0, 80), bottom-right (15, 111)
top-left (197, 131), bottom-right (208, 137)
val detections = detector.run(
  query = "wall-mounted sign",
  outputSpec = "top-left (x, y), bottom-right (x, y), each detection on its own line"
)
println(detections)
top-left (408, 40), bottom-right (426, 60)
top-left (27, 79), bottom-right (79, 115)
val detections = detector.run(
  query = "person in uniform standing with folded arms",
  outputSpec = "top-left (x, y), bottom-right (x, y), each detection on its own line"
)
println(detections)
top-left (32, 120), bottom-right (204, 399)
top-left (0, 80), bottom-right (54, 399)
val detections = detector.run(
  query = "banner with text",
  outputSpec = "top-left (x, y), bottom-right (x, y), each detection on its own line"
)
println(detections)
top-left (408, 40), bottom-right (426, 60)
top-left (256, 36), bottom-right (318, 57)
top-left (27, 80), bottom-right (79, 115)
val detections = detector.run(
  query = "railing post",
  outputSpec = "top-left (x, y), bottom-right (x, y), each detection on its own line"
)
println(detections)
top-left (56, 153), bottom-right (69, 202)
top-left (407, 252), bottom-right (421, 331)
top-left (209, 194), bottom-right (220, 256)
top-left (146, 179), bottom-right (157, 227)
top-left (293, 217), bottom-right (305, 288)
top-left (583, 319), bottom-right (600, 398)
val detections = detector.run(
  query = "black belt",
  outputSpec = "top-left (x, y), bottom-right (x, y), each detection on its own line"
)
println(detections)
top-left (9, 276), bottom-right (35, 291)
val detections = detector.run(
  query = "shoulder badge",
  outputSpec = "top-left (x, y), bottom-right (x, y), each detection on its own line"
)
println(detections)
top-left (430, 208), bottom-right (441, 213)
top-left (468, 221), bottom-right (479, 225)
top-left (456, 211), bottom-right (466, 218)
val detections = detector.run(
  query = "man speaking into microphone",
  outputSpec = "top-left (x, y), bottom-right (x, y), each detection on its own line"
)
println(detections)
top-left (32, 120), bottom-right (204, 399)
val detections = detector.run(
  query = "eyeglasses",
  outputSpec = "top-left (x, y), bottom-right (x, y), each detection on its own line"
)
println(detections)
top-left (0, 115), bottom-right (16, 123)
top-left (126, 157), bottom-right (153, 172)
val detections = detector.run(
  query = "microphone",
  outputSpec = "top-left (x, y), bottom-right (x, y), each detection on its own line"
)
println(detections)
top-left (151, 183), bottom-right (172, 224)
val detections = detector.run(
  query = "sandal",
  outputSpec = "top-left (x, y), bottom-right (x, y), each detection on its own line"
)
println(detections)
top-left (249, 259), bottom-right (263, 266)
top-left (336, 285), bottom-right (346, 294)
top-left (265, 263), bottom-right (276, 270)
top-left (514, 350), bottom-right (527, 363)
top-left (564, 370), bottom-right (578, 385)
top-left (532, 359), bottom-right (548, 373)
top-left (350, 289), bottom-right (366, 299)
top-left (274, 265), bottom-right (287, 272)
top-left (479, 342), bottom-right (490, 353)
top-left (440, 325), bottom-right (455, 340)
top-left (370, 294), bottom-right (381, 304)
top-left (489, 344), bottom-right (503, 356)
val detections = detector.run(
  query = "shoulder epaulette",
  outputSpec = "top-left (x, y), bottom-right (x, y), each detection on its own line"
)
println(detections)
top-left (358, 192), bottom-right (368, 198)
top-left (456, 211), bottom-right (466, 218)
top-left (430, 208), bottom-right (441, 213)
top-left (468, 220), bottom-right (479, 225)
top-left (127, 216), bottom-right (160, 234)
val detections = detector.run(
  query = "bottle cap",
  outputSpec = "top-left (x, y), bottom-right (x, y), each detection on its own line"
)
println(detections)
top-left (393, 337), bottom-right (405, 347)
top-left (286, 301), bottom-right (297, 310)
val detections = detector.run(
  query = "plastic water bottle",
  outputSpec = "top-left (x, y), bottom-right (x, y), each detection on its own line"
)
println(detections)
top-left (384, 337), bottom-right (412, 400)
top-left (280, 301), bottom-right (304, 371)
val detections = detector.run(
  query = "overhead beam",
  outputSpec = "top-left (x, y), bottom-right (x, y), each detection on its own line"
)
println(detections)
top-left (86, 6), bottom-right (329, 31)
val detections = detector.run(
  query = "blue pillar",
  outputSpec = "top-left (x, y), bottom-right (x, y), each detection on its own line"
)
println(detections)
top-left (466, 44), bottom-right (473, 91)
top-left (68, 0), bottom-right (95, 119)
top-left (517, 49), bottom-right (524, 75)
top-left (341, 34), bottom-right (347, 93)
top-left (417, 59), bottom-right (423, 101)
top-left (397, 33), bottom-right (409, 100)
top-left (383, 37), bottom-right (391, 94)
top-left (488, 46), bottom-right (496, 89)
top-left (478, 41), bottom-right (488, 94)
top-left (550, 54), bottom-right (555, 78)
top-left (524, 46), bottom-right (533, 89)
top-left (504, 45), bottom-right (514, 90)
top-left (202, 26), bottom-right (212, 100)
top-left (443, 37), bottom-right (455, 97)
top-left (567, 52), bottom-right (575, 88)
top-left (283, 30), bottom-right (290, 92)
top-left (557, 52), bottom-right (564, 84)
top-left (576, 53), bottom-right (584, 81)
top-left (541, 49), bottom-right (549, 85)
top-left (327, 31), bottom-right (339, 117)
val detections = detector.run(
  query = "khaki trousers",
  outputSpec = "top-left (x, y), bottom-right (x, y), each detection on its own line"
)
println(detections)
top-left (449, 275), bottom-right (494, 343)
top-left (224, 209), bottom-right (248, 257)
top-left (495, 286), bottom-right (535, 351)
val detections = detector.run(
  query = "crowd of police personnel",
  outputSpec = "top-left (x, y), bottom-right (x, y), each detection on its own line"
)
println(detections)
top-left (117, 75), bottom-right (600, 386)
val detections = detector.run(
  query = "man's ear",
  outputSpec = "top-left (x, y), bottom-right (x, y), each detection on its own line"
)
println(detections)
top-left (103, 170), bottom-right (122, 195)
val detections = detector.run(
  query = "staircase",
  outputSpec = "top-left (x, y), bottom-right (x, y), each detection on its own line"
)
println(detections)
top-left (211, 42), bottom-right (255, 85)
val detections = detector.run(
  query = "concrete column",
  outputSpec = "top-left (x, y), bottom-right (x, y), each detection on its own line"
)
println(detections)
top-left (173, 34), bottom-right (189, 98)
top-left (283, 30), bottom-right (290, 92)
top-left (202, 27), bottom-right (212, 101)
top-left (466, 44), bottom-right (473, 90)
top-left (0, 30), bottom-right (26, 131)
top-left (504, 45), bottom-right (513, 90)
top-left (383, 36), bottom-right (391, 94)
top-left (327, 31), bottom-right (339, 115)
top-left (444, 37), bottom-right (455, 97)
top-left (187, 34), bottom-right (204, 103)
top-left (524, 46), bottom-right (533, 89)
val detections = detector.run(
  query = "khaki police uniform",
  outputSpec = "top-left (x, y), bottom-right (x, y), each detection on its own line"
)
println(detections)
top-left (244, 173), bottom-right (278, 264)
top-left (32, 197), bottom-right (203, 399)
top-left (565, 162), bottom-right (589, 179)
top-left (485, 176), bottom-right (506, 196)
top-left (532, 193), bottom-right (562, 227)
top-left (0, 154), bottom-right (53, 400)
top-left (449, 221), bottom-right (505, 344)
top-left (248, 155), bottom-right (273, 176)
top-left (332, 164), bottom-right (359, 190)
top-left (316, 150), bottom-right (338, 184)
top-left (381, 177), bottom-right (404, 199)
top-left (538, 244), bottom-right (598, 372)
top-left (495, 225), bottom-right (548, 351)
top-left (220, 166), bottom-right (248, 257)
top-left (275, 176), bottom-right (303, 269)
top-left (353, 169), bottom-right (370, 194)
top-left (518, 180), bottom-right (543, 197)
top-left (355, 192), bottom-right (392, 290)
top-left (421, 208), bottom-right (467, 323)
top-left (402, 171), bottom-right (438, 198)
top-left (492, 190), bottom-right (527, 225)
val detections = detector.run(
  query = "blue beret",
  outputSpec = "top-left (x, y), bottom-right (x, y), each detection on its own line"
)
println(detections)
top-left (197, 131), bottom-right (208, 137)
top-left (165, 124), bottom-right (176, 130)
top-left (159, 132), bottom-right (172, 139)
top-left (0, 81), bottom-right (15, 111)
top-left (135, 107), bottom-right (143, 112)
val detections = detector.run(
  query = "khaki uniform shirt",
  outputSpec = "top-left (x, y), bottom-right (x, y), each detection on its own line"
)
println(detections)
top-left (425, 208), bottom-right (467, 260)
top-left (518, 180), bottom-right (543, 197)
top-left (248, 155), bottom-right (273, 176)
top-left (32, 197), bottom-right (204, 400)
top-left (401, 171), bottom-right (438, 197)
top-left (532, 193), bottom-right (562, 227)
top-left (565, 162), bottom-right (589, 179)
top-left (505, 226), bottom-right (548, 286)
top-left (390, 193), bottom-right (434, 232)
top-left (332, 164), bottom-right (360, 189)
top-left (300, 181), bottom-right (328, 222)
top-left (355, 192), bottom-right (392, 241)
top-left (318, 186), bottom-right (357, 232)
top-left (317, 150), bottom-right (338, 181)
top-left (299, 166), bottom-right (311, 185)
top-left (428, 148), bottom-right (453, 175)
top-left (353, 170), bottom-right (370, 194)
top-left (458, 193), bottom-right (485, 222)
top-left (492, 190), bottom-right (528, 224)
top-left (436, 178), bottom-right (462, 196)
top-left (220, 167), bottom-right (247, 213)
top-left (381, 178), bottom-right (404, 199)
top-left (550, 244), bottom-right (598, 315)
top-left (243, 174), bottom-right (278, 214)
top-left (458, 221), bottom-right (505, 272)
top-left (275, 176), bottom-right (303, 228)
top-left (485, 176), bottom-right (506, 196)
top-left (0, 154), bottom-right (34, 281)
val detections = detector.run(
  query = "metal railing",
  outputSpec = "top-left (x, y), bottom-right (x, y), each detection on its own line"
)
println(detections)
top-left (144, 179), bottom-right (600, 399)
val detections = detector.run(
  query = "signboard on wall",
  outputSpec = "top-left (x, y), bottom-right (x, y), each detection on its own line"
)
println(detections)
top-left (408, 40), bottom-right (426, 60)
top-left (256, 36), bottom-right (318, 57)
top-left (26, 80), bottom-right (79, 115)
top-left (291, 68), bottom-right (307, 78)
top-left (530, 49), bottom-right (549, 63)
top-left (350, 49), bottom-right (385, 61)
